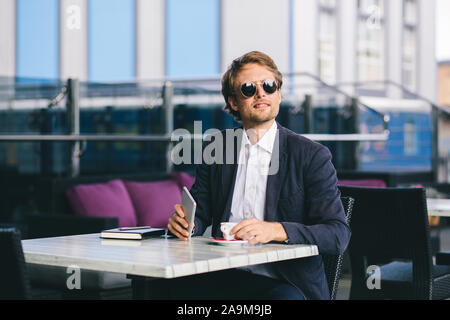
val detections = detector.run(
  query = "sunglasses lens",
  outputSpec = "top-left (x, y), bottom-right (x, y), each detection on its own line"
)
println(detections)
top-left (263, 79), bottom-right (278, 94)
top-left (241, 82), bottom-right (256, 98)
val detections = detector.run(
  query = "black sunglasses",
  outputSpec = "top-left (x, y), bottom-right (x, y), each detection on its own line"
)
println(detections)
top-left (239, 79), bottom-right (278, 98)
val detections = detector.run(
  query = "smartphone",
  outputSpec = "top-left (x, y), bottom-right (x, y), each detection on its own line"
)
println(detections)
top-left (181, 186), bottom-right (197, 238)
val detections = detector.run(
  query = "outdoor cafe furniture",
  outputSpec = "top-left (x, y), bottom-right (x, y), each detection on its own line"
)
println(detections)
top-left (338, 186), bottom-right (450, 300)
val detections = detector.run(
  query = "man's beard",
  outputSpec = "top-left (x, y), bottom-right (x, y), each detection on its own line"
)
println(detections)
top-left (248, 108), bottom-right (278, 124)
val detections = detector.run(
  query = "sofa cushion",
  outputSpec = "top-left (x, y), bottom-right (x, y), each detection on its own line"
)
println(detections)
top-left (337, 179), bottom-right (387, 188)
top-left (66, 179), bottom-right (137, 228)
top-left (124, 179), bottom-right (182, 228)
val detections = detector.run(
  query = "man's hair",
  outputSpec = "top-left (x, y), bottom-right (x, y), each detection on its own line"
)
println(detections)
top-left (221, 51), bottom-right (283, 122)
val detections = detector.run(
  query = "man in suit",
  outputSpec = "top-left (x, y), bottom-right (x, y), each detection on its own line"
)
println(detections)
top-left (167, 51), bottom-right (351, 300)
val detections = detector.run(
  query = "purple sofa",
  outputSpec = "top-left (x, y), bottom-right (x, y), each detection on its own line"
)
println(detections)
top-left (65, 172), bottom-right (195, 229)
top-left (26, 171), bottom-right (195, 299)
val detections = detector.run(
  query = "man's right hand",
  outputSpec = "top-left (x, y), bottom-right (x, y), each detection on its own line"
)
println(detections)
top-left (167, 204), bottom-right (192, 241)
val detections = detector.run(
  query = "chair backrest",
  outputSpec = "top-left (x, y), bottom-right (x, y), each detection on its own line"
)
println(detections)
top-left (0, 227), bottom-right (31, 299)
top-left (322, 196), bottom-right (354, 300)
top-left (338, 186), bottom-right (433, 299)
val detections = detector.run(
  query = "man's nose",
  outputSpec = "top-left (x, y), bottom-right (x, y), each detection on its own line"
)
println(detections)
top-left (255, 83), bottom-right (266, 98)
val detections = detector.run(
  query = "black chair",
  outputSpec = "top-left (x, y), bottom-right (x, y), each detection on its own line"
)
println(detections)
top-left (0, 227), bottom-right (65, 300)
top-left (0, 227), bottom-right (31, 299)
top-left (322, 196), bottom-right (354, 300)
top-left (338, 186), bottom-right (450, 300)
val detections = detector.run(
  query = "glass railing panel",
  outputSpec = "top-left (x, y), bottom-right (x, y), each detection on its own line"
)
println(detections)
top-left (0, 75), bottom-right (392, 176)
top-left (0, 78), bottom-right (67, 175)
top-left (77, 80), bottom-right (167, 175)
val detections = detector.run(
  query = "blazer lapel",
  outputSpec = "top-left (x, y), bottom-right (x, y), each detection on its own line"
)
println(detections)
top-left (265, 123), bottom-right (288, 222)
top-left (220, 127), bottom-right (242, 222)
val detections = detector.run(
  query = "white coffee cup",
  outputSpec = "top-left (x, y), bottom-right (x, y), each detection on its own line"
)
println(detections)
top-left (220, 222), bottom-right (238, 241)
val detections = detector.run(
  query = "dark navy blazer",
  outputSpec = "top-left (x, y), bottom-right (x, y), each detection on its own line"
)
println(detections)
top-left (190, 122), bottom-right (351, 299)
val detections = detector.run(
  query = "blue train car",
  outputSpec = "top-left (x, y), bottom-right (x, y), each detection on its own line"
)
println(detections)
top-left (357, 98), bottom-right (432, 172)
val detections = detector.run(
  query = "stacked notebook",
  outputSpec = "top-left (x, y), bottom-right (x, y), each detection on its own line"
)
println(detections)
top-left (100, 226), bottom-right (166, 240)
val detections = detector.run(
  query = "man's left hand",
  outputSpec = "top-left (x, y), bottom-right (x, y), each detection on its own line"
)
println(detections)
top-left (230, 218), bottom-right (288, 245)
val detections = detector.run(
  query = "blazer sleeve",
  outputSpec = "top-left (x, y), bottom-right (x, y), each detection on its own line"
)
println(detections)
top-left (280, 146), bottom-right (351, 255)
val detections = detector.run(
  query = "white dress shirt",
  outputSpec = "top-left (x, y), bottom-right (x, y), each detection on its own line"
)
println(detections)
top-left (229, 121), bottom-right (283, 279)
top-left (229, 121), bottom-right (277, 222)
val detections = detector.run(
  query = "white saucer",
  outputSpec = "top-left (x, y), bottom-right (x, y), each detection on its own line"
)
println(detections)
top-left (211, 238), bottom-right (248, 246)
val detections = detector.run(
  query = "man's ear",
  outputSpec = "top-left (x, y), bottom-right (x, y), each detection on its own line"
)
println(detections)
top-left (228, 96), bottom-right (239, 112)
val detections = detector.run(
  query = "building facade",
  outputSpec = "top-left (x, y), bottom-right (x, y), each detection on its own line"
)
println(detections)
top-left (0, 0), bottom-right (446, 179)
top-left (0, 0), bottom-right (437, 101)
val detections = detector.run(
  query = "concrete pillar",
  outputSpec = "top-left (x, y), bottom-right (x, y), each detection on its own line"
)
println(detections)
top-left (417, 0), bottom-right (437, 101)
top-left (291, 0), bottom-right (318, 76)
top-left (221, 0), bottom-right (290, 73)
top-left (0, 0), bottom-right (16, 78)
top-left (336, 0), bottom-right (357, 96)
top-left (385, 0), bottom-right (403, 99)
top-left (60, 0), bottom-right (88, 81)
top-left (136, 0), bottom-right (165, 80)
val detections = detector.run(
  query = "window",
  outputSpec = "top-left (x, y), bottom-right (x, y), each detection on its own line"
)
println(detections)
top-left (404, 119), bottom-right (417, 155)
top-left (16, 0), bottom-right (59, 81)
top-left (318, 0), bottom-right (337, 84)
top-left (402, 0), bottom-right (417, 92)
top-left (357, 0), bottom-right (385, 84)
top-left (166, 0), bottom-right (219, 77)
top-left (88, 0), bottom-right (135, 82)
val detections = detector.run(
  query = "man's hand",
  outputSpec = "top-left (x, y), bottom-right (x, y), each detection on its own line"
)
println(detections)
top-left (230, 218), bottom-right (288, 245)
top-left (167, 204), bottom-right (193, 241)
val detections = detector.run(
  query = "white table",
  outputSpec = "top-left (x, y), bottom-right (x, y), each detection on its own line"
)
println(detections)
top-left (22, 233), bottom-right (318, 298)
top-left (427, 198), bottom-right (450, 217)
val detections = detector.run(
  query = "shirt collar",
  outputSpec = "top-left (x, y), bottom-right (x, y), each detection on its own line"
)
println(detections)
top-left (242, 121), bottom-right (277, 154)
